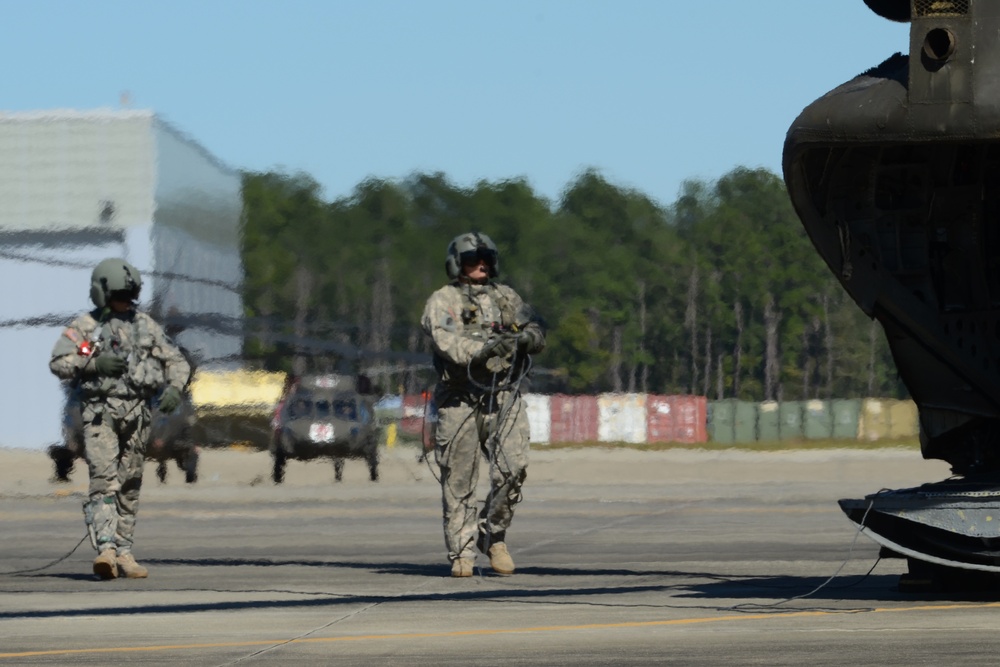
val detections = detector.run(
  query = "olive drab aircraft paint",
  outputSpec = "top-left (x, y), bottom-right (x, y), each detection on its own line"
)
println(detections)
top-left (50, 386), bottom-right (200, 484)
top-left (784, 0), bottom-right (1000, 588)
top-left (270, 374), bottom-right (381, 484)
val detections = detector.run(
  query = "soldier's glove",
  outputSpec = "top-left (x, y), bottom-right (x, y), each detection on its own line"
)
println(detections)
top-left (473, 335), bottom-right (516, 364)
top-left (158, 386), bottom-right (183, 414)
top-left (516, 328), bottom-right (545, 355)
top-left (93, 354), bottom-right (127, 377)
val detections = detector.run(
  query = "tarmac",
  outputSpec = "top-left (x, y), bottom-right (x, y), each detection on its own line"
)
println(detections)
top-left (5, 442), bottom-right (1000, 665)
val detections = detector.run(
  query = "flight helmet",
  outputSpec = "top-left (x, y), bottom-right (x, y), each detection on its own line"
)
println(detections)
top-left (445, 232), bottom-right (499, 280)
top-left (90, 258), bottom-right (142, 308)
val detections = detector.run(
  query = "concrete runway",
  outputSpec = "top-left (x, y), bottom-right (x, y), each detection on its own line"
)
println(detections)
top-left (3, 443), bottom-right (1000, 665)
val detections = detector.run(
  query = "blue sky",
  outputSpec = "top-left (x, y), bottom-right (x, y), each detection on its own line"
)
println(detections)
top-left (3, 1), bottom-right (909, 208)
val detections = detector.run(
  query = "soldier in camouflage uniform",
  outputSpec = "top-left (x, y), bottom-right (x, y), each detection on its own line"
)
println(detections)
top-left (49, 258), bottom-right (191, 580)
top-left (421, 232), bottom-right (545, 577)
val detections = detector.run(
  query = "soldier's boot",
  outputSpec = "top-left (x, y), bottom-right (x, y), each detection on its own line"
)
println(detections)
top-left (486, 543), bottom-right (515, 576)
top-left (116, 552), bottom-right (149, 579)
top-left (450, 557), bottom-right (475, 578)
top-left (92, 549), bottom-right (118, 580)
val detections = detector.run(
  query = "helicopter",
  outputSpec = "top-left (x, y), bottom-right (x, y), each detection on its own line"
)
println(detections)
top-left (785, 0), bottom-right (1000, 589)
top-left (49, 385), bottom-right (200, 484)
top-left (270, 373), bottom-right (381, 484)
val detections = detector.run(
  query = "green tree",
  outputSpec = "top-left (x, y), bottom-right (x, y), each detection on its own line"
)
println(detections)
top-left (239, 166), bottom-right (906, 400)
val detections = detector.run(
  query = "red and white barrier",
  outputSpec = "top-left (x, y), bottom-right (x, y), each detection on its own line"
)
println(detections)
top-left (400, 392), bottom-right (709, 445)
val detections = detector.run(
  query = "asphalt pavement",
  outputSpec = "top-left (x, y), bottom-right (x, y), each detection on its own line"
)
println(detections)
top-left (4, 443), bottom-right (1000, 666)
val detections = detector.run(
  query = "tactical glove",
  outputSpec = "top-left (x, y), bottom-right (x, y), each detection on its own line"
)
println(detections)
top-left (158, 386), bottom-right (183, 414)
top-left (93, 353), bottom-right (127, 377)
top-left (473, 335), bottom-right (516, 364)
top-left (516, 328), bottom-right (545, 355)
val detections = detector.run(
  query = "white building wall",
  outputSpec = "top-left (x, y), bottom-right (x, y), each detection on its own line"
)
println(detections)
top-left (0, 110), bottom-right (155, 230)
top-left (153, 224), bottom-right (242, 363)
top-left (0, 109), bottom-right (243, 450)
top-left (0, 233), bottom-right (128, 448)
top-left (150, 120), bottom-right (243, 366)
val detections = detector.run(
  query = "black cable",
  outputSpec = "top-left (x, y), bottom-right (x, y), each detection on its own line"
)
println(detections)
top-left (729, 497), bottom-right (879, 610)
top-left (476, 365), bottom-right (504, 573)
top-left (0, 533), bottom-right (89, 576)
top-left (475, 347), bottom-right (530, 572)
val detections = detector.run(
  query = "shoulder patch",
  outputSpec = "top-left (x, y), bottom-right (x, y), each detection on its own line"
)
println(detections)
top-left (62, 328), bottom-right (82, 345)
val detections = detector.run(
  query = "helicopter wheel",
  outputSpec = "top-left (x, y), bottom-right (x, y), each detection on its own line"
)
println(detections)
top-left (272, 450), bottom-right (286, 484)
top-left (367, 445), bottom-right (379, 482)
top-left (333, 458), bottom-right (344, 482)
top-left (156, 460), bottom-right (168, 483)
top-left (50, 446), bottom-right (75, 482)
top-left (183, 448), bottom-right (199, 484)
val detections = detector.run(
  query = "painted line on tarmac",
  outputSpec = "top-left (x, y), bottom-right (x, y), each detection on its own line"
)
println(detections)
top-left (4, 601), bottom-right (1000, 660)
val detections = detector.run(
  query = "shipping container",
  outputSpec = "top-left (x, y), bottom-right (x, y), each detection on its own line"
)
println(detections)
top-left (757, 401), bottom-right (780, 441)
top-left (733, 401), bottom-right (757, 443)
top-left (676, 395), bottom-right (708, 443)
top-left (598, 393), bottom-right (647, 443)
top-left (859, 399), bottom-right (891, 441)
top-left (708, 400), bottom-right (736, 443)
top-left (887, 399), bottom-right (919, 439)
top-left (523, 393), bottom-right (551, 444)
top-left (648, 395), bottom-right (707, 443)
top-left (803, 400), bottom-right (833, 440)
top-left (779, 401), bottom-right (804, 440)
top-left (831, 399), bottom-right (861, 439)
top-left (549, 394), bottom-right (600, 443)
top-left (647, 395), bottom-right (678, 443)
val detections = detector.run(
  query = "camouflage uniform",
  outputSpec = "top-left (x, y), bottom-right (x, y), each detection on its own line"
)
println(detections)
top-left (421, 280), bottom-right (544, 564)
top-left (50, 309), bottom-right (190, 557)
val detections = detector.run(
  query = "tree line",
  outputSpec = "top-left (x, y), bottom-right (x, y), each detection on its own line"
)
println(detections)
top-left (240, 166), bottom-right (908, 400)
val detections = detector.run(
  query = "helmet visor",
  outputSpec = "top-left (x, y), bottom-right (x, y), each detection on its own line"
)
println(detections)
top-left (108, 289), bottom-right (138, 303)
top-left (459, 248), bottom-right (497, 267)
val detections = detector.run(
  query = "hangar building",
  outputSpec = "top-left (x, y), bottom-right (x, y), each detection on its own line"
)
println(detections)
top-left (0, 109), bottom-right (243, 449)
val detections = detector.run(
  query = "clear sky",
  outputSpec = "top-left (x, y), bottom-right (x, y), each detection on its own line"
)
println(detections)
top-left (3, 0), bottom-right (910, 208)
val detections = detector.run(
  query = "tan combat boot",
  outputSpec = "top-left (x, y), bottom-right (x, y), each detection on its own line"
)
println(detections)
top-left (450, 557), bottom-right (475, 578)
top-left (116, 552), bottom-right (149, 579)
top-left (92, 549), bottom-right (118, 580)
top-left (487, 543), bottom-right (514, 575)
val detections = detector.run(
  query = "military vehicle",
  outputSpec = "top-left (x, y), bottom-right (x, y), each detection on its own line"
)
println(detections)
top-left (785, 0), bottom-right (1000, 588)
top-left (270, 373), bottom-right (381, 484)
top-left (49, 386), bottom-right (200, 484)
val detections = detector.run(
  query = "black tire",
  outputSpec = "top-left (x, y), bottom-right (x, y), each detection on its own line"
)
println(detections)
top-left (333, 458), bottom-right (344, 482)
top-left (366, 444), bottom-right (379, 482)
top-left (156, 461), bottom-right (168, 483)
top-left (51, 447), bottom-right (75, 482)
top-left (183, 448), bottom-right (199, 484)
top-left (272, 450), bottom-right (286, 484)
